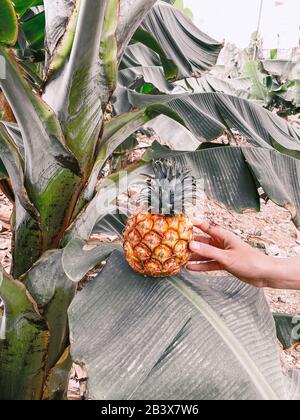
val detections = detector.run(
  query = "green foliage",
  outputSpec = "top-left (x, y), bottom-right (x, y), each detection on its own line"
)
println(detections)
top-left (0, 0), bottom-right (299, 401)
top-left (0, 0), bottom-right (18, 45)
top-left (174, 0), bottom-right (194, 20)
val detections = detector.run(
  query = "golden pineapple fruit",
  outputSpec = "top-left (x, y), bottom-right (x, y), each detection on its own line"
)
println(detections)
top-left (123, 161), bottom-right (194, 278)
top-left (124, 212), bottom-right (193, 277)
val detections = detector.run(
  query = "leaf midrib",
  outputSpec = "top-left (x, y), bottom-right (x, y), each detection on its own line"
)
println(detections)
top-left (169, 276), bottom-right (279, 401)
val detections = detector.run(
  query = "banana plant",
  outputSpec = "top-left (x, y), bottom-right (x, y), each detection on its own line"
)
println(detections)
top-left (0, 0), bottom-right (300, 400)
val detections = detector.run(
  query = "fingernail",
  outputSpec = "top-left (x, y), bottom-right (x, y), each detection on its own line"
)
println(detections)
top-left (189, 241), bottom-right (202, 252)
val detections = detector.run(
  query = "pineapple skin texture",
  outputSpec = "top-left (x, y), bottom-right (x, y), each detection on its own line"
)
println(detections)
top-left (123, 212), bottom-right (193, 278)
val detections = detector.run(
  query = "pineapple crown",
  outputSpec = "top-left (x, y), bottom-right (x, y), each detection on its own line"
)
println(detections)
top-left (140, 160), bottom-right (195, 215)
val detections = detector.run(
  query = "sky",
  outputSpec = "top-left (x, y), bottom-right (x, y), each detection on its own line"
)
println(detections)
top-left (184, 0), bottom-right (300, 49)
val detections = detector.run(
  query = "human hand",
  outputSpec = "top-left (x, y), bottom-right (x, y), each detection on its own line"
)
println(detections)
top-left (187, 220), bottom-right (273, 288)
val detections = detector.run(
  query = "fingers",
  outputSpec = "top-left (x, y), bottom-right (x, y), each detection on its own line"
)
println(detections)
top-left (187, 261), bottom-right (222, 272)
top-left (189, 252), bottom-right (212, 262)
top-left (192, 219), bottom-right (226, 241)
top-left (193, 235), bottom-right (211, 245)
top-left (189, 241), bottom-right (226, 263)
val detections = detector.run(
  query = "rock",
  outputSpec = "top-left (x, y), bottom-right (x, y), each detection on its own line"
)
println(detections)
top-left (293, 246), bottom-right (300, 255)
top-left (265, 245), bottom-right (280, 256)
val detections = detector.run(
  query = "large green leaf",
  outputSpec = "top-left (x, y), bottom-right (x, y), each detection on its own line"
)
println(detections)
top-left (119, 66), bottom-right (176, 94)
top-left (13, 0), bottom-right (43, 16)
top-left (1, 121), bottom-right (24, 157)
top-left (44, 0), bottom-right (75, 58)
top-left (68, 251), bottom-right (299, 400)
top-left (43, 0), bottom-right (107, 172)
top-left (44, 0), bottom-right (159, 115)
top-left (242, 61), bottom-right (269, 104)
top-left (43, 348), bottom-right (72, 400)
top-left (131, 28), bottom-right (178, 79)
top-left (0, 0), bottom-right (18, 46)
top-left (62, 238), bottom-right (122, 283)
top-left (0, 122), bottom-right (38, 219)
top-left (66, 142), bottom-right (262, 244)
top-left (176, 74), bottom-right (253, 99)
top-left (144, 115), bottom-right (199, 151)
top-left (147, 142), bottom-right (300, 228)
top-left (22, 239), bottom-right (121, 374)
top-left (0, 267), bottom-right (49, 400)
top-left (20, 9), bottom-right (45, 52)
top-left (43, 0), bottom-right (78, 77)
top-left (243, 147), bottom-right (300, 227)
top-left (139, 1), bottom-right (223, 79)
top-left (63, 162), bottom-right (151, 243)
top-left (128, 91), bottom-right (300, 158)
top-left (116, 0), bottom-right (158, 63)
top-left (0, 47), bottom-right (82, 273)
top-left (92, 212), bottom-right (128, 237)
top-left (262, 60), bottom-right (300, 80)
top-left (144, 142), bottom-right (260, 212)
top-left (74, 105), bottom-right (184, 216)
top-left (22, 249), bottom-right (76, 370)
top-left (0, 123), bottom-right (42, 279)
top-left (121, 43), bottom-right (162, 70)
top-left (98, 0), bottom-right (119, 104)
top-left (98, 0), bottom-right (160, 105)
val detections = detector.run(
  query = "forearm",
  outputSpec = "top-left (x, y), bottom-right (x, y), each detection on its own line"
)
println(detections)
top-left (263, 256), bottom-right (300, 290)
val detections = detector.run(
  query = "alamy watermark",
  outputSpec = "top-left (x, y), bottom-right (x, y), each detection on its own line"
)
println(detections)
top-left (292, 316), bottom-right (300, 341)
top-left (0, 55), bottom-right (6, 80)
top-left (94, 171), bottom-right (206, 217)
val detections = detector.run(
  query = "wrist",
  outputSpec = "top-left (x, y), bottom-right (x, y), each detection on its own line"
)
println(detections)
top-left (261, 256), bottom-right (297, 290)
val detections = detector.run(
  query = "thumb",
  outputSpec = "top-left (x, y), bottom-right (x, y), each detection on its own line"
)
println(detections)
top-left (189, 241), bottom-right (225, 263)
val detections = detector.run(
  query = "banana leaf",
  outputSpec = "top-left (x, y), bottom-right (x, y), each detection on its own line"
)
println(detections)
top-left (68, 251), bottom-right (299, 400)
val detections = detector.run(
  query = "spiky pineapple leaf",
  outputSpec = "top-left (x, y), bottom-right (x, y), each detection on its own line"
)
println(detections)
top-left (68, 251), bottom-right (299, 400)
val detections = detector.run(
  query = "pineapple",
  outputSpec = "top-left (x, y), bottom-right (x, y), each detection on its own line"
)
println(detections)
top-left (123, 161), bottom-right (194, 278)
